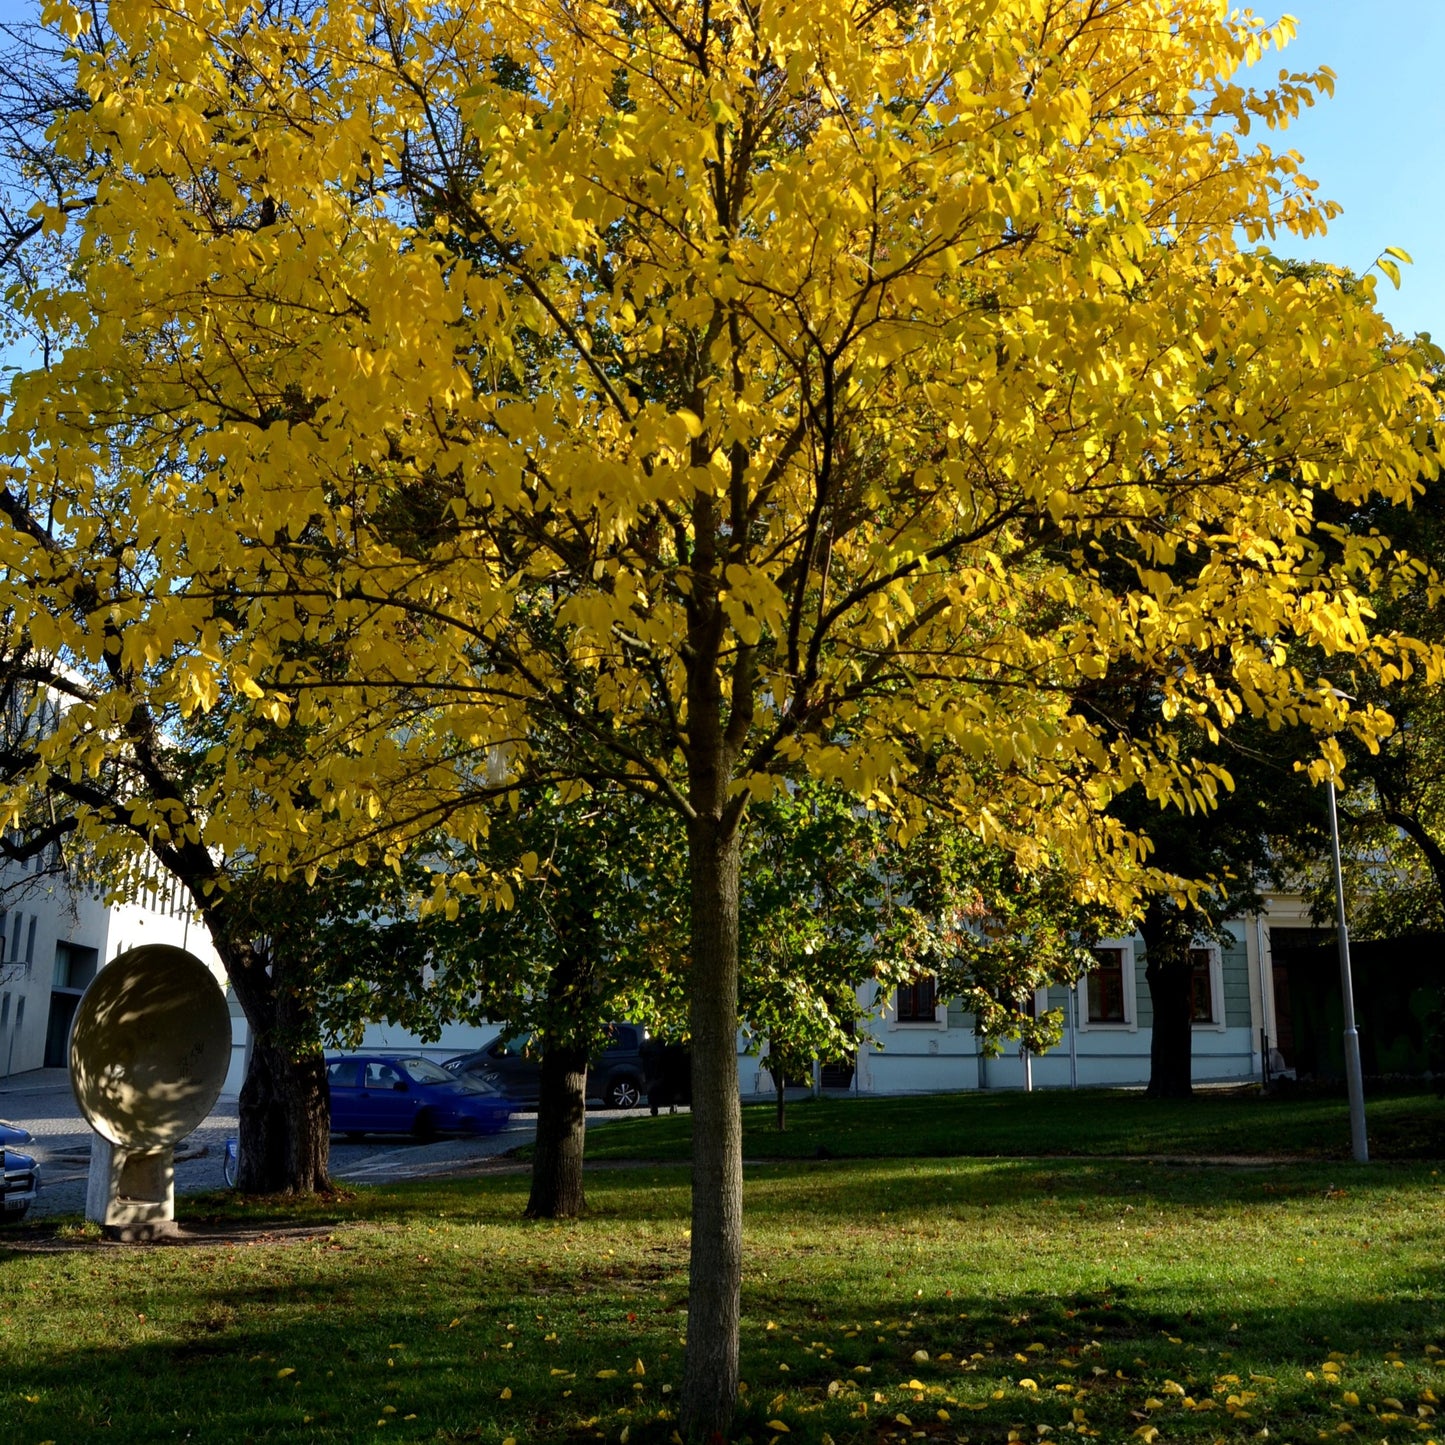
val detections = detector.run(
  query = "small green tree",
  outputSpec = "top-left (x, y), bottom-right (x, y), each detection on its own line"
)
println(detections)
top-left (739, 784), bottom-right (1108, 1126)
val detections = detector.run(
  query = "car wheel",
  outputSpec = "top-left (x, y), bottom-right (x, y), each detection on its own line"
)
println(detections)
top-left (412, 1109), bottom-right (439, 1143)
top-left (605, 1077), bottom-right (642, 1110)
top-left (2, 1204), bottom-right (28, 1223)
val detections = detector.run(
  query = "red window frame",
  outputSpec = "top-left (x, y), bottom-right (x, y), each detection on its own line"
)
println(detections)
top-left (1087, 947), bottom-right (1127, 1023)
top-left (896, 975), bottom-right (937, 1022)
top-left (1189, 948), bottom-right (1216, 1023)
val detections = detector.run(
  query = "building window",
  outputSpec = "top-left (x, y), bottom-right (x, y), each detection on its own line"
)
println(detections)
top-left (1189, 947), bottom-right (1215, 1023)
top-left (1087, 947), bottom-right (1128, 1023)
top-left (1188, 944), bottom-right (1226, 1029)
top-left (896, 975), bottom-right (938, 1022)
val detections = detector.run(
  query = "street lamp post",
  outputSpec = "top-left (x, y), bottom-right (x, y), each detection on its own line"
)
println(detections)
top-left (1326, 777), bottom-right (1369, 1163)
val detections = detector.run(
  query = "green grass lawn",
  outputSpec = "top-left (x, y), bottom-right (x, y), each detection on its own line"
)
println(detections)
top-left (4, 1146), bottom-right (1445, 1443)
top-left (582, 1085), bottom-right (1445, 1163)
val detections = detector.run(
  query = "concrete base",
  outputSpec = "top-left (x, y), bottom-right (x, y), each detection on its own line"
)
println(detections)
top-left (86, 1134), bottom-right (176, 1232)
top-left (101, 1218), bottom-right (180, 1242)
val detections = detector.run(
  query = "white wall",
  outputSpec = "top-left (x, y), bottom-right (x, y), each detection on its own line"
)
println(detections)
top-left (0, 857), bottom-right (225, 1080)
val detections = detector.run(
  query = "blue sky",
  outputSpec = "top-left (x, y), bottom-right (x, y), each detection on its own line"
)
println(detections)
top-left (1265, 1), bottom-right (1445, 340)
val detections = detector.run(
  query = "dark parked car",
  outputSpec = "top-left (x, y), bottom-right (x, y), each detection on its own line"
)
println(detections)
top-left (641, 1039), bottom-right (692, 1115)
top-left (326, 1054), bottom-right (514, 1140)
top-left (442, 1023), bottom-right (649, 1109)
top-left (1, 1120), bottom-right (40, 1221)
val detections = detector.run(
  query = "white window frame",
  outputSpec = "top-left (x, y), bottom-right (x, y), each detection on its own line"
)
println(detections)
top-left (1188, 942), bottom-right (1228, 1033)
top-left (885, 975), bottom-right (948, 1032)
top-left (1077, 939), bottom-right (1138, 1033)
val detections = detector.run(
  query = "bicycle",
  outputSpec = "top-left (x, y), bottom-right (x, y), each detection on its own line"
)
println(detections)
top-left (222, 1136), bottom-right (239, 1188)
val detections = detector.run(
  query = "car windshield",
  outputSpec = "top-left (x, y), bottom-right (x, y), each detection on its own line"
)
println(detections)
top-left (401, 1058), bottom-right (454, 1084)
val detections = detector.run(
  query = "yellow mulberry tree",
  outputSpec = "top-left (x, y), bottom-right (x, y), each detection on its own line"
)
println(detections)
top-left (1, 0), bottom-right (1439, 1433)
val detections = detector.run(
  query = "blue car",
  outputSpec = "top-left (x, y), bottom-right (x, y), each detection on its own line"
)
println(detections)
top-left (1, 1120), bottom-right (40, 1222)
top-left (326, 1054), bottom-right (514, 1141)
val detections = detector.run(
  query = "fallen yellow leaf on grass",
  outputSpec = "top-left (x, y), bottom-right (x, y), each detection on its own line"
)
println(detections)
top-left (1019, 1379), bottom-right (1038, 1391)
top-left (906, 1379), bottom-right (925, 1391)
top-left (894, 1413), bottom-right (913, 1427)
top-left (1343, 1392), bottom-right (1360, 1407)
top-left (766, 1421), bottom-right (790, 1432)
top-left (597, 1369), bottom-right (618, 1379)
top-left (912, 1350), bottom-right (930, 1365)
top-left (631, 1359), bottom-right (647, 1376)
top-left (277, 1368), bottom-right (295, 1379)
top-left (1133, 1428), bottom-right (1158, 1442)
top-left (499, 1387), bottom-right (512, 1400)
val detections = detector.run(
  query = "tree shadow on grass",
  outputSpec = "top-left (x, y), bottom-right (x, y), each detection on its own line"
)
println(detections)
top-left (6, 1161), bottom-right (1443, 1444)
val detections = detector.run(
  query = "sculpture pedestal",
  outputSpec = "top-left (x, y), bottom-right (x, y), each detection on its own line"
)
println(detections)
top-left (86, 1135), bottom-right (176, 1240)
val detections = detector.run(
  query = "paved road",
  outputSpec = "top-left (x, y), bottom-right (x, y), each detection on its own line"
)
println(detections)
top-left (0, 1068), bottom-right (655, 1222)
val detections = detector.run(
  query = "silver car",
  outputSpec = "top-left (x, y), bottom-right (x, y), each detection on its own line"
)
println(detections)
top-left (1, 1120), bottom-right (40, 1222)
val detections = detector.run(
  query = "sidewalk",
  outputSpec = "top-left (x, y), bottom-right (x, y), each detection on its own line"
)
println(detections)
top-left (0, 1067), bottom-right (72, 1096)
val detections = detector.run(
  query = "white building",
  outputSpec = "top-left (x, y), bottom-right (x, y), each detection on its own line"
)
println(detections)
top-left (0, 847), bottom-right (228, 1081)
top-left (348, 913), bottom-right (1287, 1097)
top-left (807, 921), bottom-right (1271, 1095)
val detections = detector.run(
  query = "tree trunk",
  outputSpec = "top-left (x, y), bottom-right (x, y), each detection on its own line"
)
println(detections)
top-left (235, 1032), bottom-right (332, 1193)
top-left (775, 1056), bottom-right (786, 1132)
top-left (217, 923), bottom-right (332, 1194)
top-left (1142, 903), bottom-right (1195, 1101)
top-left (526, 1044), bottom-right (589, 1219)
top-left (680, 813), bottom-right (743, 1443)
